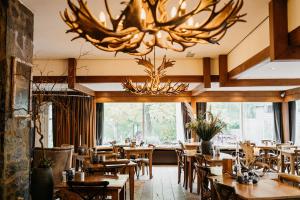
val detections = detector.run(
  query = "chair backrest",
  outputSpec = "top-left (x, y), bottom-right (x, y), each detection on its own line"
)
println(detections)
top-left (278, 173), bottom-right (300, 188)
top-left (178, 140), bottom-right (185, 150)
top-left (33, 146), bottom-right (73, 185)
top-left (240, 142), bottom-right (255, 167)
top-left (175, 149), bottom-right (184, 165)
top-left (212, 182), bottom-right (237, 200)
top-left (198, 166), bottom-right (212, 199)
top-left (67, 180), bottom-right (109, 200)
top-left (195, 154), bottom-right (207, 167)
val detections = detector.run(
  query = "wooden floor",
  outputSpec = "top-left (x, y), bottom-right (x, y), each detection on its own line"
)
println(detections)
top-left (126, 165), bottom-right (199, 200)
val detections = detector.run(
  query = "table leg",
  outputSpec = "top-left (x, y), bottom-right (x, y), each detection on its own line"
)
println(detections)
top-left (290, 155), bottom-right (295, 175)
top-left (149, 152), bottom-right (153, 179)
top-left (184, 156), bottom-right (188, 189)
top-left (281, 154), bottom-right (285, 173)
top-left (129, 166), bottom-right (135, 200)
top-left (111, 190), bottom-right (119, 200)
top-left (188, 157), bottom-right (193, 193)
top-left (120, 185), bottom-right (125, 200)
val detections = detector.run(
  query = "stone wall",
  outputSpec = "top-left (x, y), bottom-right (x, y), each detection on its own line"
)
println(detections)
top-left (0, 0), bottom-right (33, 199)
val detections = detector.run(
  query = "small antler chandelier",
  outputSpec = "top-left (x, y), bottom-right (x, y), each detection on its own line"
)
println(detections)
top-left (61, 0), bottom-right (246, 56)
top-left (122, 54), bottom-right (189, 95)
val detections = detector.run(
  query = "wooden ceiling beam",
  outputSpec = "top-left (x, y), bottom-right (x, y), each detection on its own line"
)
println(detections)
top-left (228, 47), bottom-right (270, 79)
top-left (33, 75), bottom-right (220, 83)
top-left (223, 79), bottom-right (300, 87)
top-left (289, 26), bottom-right (300, 47)
top-left (269, 0), bottom-right (300, 60)
top-left (203, 57), bottom-right (211, 88)
top-left (67, 58), bottom-right (95, 96)
top-left (218, 55), bottom-right (228, 87)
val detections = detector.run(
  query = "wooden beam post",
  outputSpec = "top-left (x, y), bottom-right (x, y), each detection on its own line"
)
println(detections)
top-left (203, 57), bottom-right (211, 88)
top-left (269, 0), bottom-right (288, 60)
top-left (218, 55), bottom-right (228, 87)
top-left (269, 0), bottom-right (300, 60)
top-left (68, 58), bottom-right (95, 96)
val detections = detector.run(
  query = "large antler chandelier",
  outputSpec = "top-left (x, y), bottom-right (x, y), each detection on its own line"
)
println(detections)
top-left (122, 55), bottom-right (189, 95)
top-left (61, 0), bottom-right (246, 56)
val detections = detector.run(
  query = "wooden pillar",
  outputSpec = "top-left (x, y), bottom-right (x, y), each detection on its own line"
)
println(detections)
top-left (203, 57), bottom-right (211, 88)
top-left (218, 55), bottom-right (228, 87)
top-left (191, 97), bottom-right (197, 141)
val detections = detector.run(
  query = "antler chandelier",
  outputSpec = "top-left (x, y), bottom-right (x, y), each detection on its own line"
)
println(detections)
top-left (122, 55), bottom-right (189, 95)
top-left (61, 0), bottom-right (246, 56)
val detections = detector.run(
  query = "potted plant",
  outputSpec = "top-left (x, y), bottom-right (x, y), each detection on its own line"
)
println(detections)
top-left (30, 96), bottom-right (54, 200)
top-left (186, 112), bottom-right (226, 155)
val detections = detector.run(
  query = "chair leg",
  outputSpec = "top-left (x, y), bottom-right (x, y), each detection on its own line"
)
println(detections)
top-left (178, 165), bottom-right (181, 184)
top-left (197, 173), bottom-right (200, 195)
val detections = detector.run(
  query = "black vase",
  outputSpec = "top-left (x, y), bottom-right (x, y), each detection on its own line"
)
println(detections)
top-left (31, 167), bottom-right (54, 200)
top-left (201, 141), bottom-right (213, 155)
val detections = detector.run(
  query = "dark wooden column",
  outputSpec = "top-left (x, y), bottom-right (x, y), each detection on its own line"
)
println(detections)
top-left (203, 57), bottom-right (211, 88)
top-left (218, 55), bottom-right (228, 87)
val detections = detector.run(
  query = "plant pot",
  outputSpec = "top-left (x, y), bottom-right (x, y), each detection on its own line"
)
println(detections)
top-left (31, 167), bottom-right (54, 200)
top-left (201, 140), bottom-right (213, 155)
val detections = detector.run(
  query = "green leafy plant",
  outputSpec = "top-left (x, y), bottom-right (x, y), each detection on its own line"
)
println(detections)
top-left (38, 158), bottom-right (54, 168)
top-left (186, 112), bottom-right (226, 141)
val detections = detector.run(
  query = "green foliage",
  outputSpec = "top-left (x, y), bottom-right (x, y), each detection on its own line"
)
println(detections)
top-left (103, 103), bottom-right (177, 144)
top-left (38, 158), bottom-right (53, 168)
top-left (186, 112), bottom-right (226, 141)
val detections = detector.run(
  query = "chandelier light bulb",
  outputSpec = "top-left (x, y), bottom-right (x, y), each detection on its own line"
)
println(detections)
top-left (181, 1), bottom-right (187, 10)
top-left (187, 17), bottom-right (194, 26)
top-left (141, 8), bottom-right (146, 21)
top-left (99, 11), bottom-right (106, 25)
top-left (156, 31), bottom-right (162, 39)
top-left (171, 7), bottom-right (177, 18)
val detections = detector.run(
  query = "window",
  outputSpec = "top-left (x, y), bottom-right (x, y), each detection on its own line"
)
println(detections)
top-left (208, 102), bottom-right (275, 145)
top-left (103, 103), bottom-right (183, 144)
top-left (295, 101), bottom-right (300, 145)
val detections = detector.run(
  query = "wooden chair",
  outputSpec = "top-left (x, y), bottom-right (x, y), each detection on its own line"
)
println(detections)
top-left (175, 149), bottom-right (186, 186)
top-left (198, 166), bottom-right (212, 199)
top-left (67, 181), bottom-right (109, 200)
top-left (178, 140), bottom-right (185, 150)
top-left (212, 182), bottom-right (237, 200)
top-left (195, 154), bottom-right (208, 194)
top-left (277, 173), bottom-right (300, 188)
top-left (240, 141), bottom-right (270, 172)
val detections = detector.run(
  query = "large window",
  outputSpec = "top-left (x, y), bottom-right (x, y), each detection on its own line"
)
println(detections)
top-left (295, 101), bottom-right (300, 145)
top-left (208, 102), bottom-right (275, 145)
top-left (103, 103), bottom-right (183, 144)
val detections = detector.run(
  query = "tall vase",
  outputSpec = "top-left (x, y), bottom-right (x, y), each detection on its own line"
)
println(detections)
top-left (31, 167), bottom-right (54, 200)
top-left (201, 140), bottom-right (213, 155)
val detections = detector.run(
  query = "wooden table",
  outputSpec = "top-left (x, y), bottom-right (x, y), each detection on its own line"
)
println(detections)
top-left (184, 142), bottom-right (201, 150)
top-left (84, 160), bottom-right (136, 200)
top-left (255, 145), bottom-right (277, 163)
top-left (184, 152), bottom-right (233, 193)
top-left (280, 149), bottom-right (298, 175)
top-left (55, 174), bottom-right (128, 200)
top-left (123, 147), bottom-right (154, 179)
top-left (209, 175), bottom-right (300, 199)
